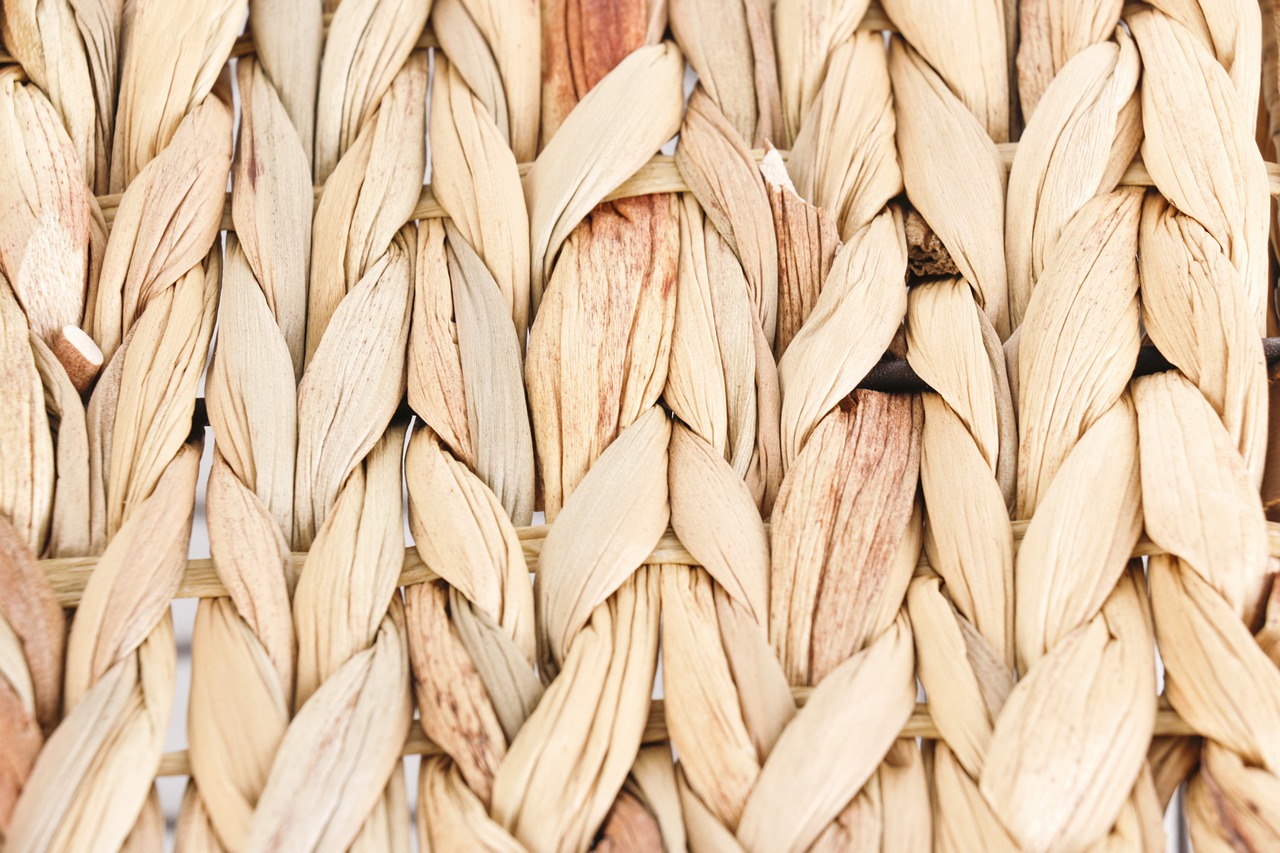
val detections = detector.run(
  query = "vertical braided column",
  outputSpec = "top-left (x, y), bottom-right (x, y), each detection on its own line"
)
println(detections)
top-left (770, 14), bottom-right (926, 849)
top-left (0, 4), bottom-right (119, 837)
top-left (5, 0), bottom-right (241, 847)
top-left (242, 2), bottom-right (427, 849)
top-left (911, 4), bottom-right (1162, 844)
top-left (663, 4), bottom-right (930, 848)
top-left (662, 0), bottom-right (791, 841)
top-left (1128, 4), bottom-right (1280, 847)
top-left (478, 1), bottom-right (684, 847)
top-left (179, 3), bottom-right (322, 848)
top-left (402, 0), bottom-right (540, 846)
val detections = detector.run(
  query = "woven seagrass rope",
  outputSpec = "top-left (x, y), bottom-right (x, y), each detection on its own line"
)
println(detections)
top-left (179, 0), bottom-right (320, 847)
top-left (1130, 4), bottom-right (1280, 848)
top-left (6, 0), bottom-right (1280, 850)
top-left (1, 0), bottom-right (238, 849)
top-left (401, 0), bottom-right (542, 848)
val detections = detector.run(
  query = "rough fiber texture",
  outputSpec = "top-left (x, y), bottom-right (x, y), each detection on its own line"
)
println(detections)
top-left (3, 1), bottom-right (1280, 851)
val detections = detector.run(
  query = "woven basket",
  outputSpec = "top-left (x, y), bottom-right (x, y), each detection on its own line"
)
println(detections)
top-left (0, 0), bottom-right (1276, 850)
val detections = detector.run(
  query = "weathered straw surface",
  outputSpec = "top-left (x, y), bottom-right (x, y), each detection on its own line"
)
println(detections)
top-left (179, 0), bottom-right (319, 847)
top-left (4, 0), bottom-right (1280, 851)
top-left (1130, 5), bottom-right (1280, 849)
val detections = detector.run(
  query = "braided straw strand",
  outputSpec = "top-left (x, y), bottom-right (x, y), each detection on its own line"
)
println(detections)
top-left (891, 0), bottom-right (1016, 844)
top-left (6, 0), bottom-right (240, 846)
top-left (241, 3), bottom-right (427, 847)
top-left (896, 4), bottom-right (1167, 845)
top-left (1128, 3), bottom-right (1280, 847)
top-left (0, 4), bottom-right (119, 839)
top-left (663, 2), bottom-right (934, 848)
top-left (403, 0), bottom-right (541, 846)
top-left (178, 1), bottom-right (322, 846)
top-left (662, 0), bottom-right (792, 841)
top-left (480, 1), bottom-right (685, 847)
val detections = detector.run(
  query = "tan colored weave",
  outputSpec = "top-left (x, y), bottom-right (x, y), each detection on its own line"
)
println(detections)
top-left (3, 0), bottom-right (1280, 851)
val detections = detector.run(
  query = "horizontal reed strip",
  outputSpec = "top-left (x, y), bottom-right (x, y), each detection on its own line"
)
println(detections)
top-left (93, 148), bottom-right (1280, 231)
top-left (154, 696), bottom-right (1192, 777)
top-left (41, 520), bottom-right (1280, 608)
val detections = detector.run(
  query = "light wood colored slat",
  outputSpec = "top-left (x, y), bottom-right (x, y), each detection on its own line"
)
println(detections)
top-left (154, 697), bottom-right (1192, 777)
top-left (40, 521), bottom-right (1280, 608)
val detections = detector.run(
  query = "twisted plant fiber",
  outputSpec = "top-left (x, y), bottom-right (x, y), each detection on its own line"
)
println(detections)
top-left (2, 0), bottom-right (238, 849)
top-left (178, 0), bottom-right (320, 846)
top-left (1129, 2), bottom-right (1280, 848)
top-left (661, 1), bottom-right (936, 848)
top-left (6, 1), bottom-right (1280, 850)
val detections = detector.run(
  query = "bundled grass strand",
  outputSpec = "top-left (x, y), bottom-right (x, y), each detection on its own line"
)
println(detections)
top-left (6, 0), bottom-right (1280, 850)
top-left (3, 0), bottom-right (237, 848)
top-left (238, 0), bottom-right (427, 848)
top-left (403, 0), bottom-right (542, 847)
top-left (178, 2), bottom-right (320, 846)
top-left (1129, 4), bottom-right (1280, 848)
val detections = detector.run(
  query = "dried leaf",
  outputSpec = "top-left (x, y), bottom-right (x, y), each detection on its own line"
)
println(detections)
top-left (492, 570), bottom-right (661, 853)
top-left (525, 196), bottom-right (678, 519)
top-left (418, 756), bottom-right (525, 853)
top-left (313, 0), bottom-right (430, 181)
top-left (294, 428), bottom-right (407, 704)
top-left (776, 210), bottom-right (906, 466)
top-left (0, 69), bottom-right (92, 344)
top-left (446, 224), bottom-right (536, 525)
top-left (525, 42), bottom-right (684, 309)
top-left (0, 280), bottom-right (54, 552)
top-left (205, 240), bottom-right (297, 538)
top-left (294, 233), bottom-right (412, 548)
top-left (1016, 398), bottom-right (1141, 667)
top-left (670, 0), bottom-right (783, 146)
top-left (737, 615), bottom-right (915, 853)
top-left (660, 566), bottom-right (761, 830)
top-left (105, 254), bottom-right (218, 537)
top-left (788, 33), bottom-right (902, 240)
top-left (110, 0), bottom-right (244, 189)
top-left (1, 0), bottom-right (122, 193)
top-left (92, 92), bottom-right (232, 361)
top-left (248, 0), bottom-right (322, 161)
top-left (245, 607), bottom-right (412, 853)
top-left (762, 148), bottom-right (839, 357)
top-left (772, 0), bottom-right (872, 142)
top-left (0, 515), bottom-right (64, 733)
top-left (307, 56), bottom-right (426, 363)
top-left (28, 334), bottom-right (91, 558)
top-left (1135, 372), bottom-right (1269, 625)
top-left (233, 59), bottom-right (314, 378)
top-left (1016, 190), bottom-right (1141, 514)
top-left (431, 57), bottom-right (531, 338)
top-left (982, 573), bottom-right (1156, 852)
top-left (890, 40), bottom-right (1009, 337)
top-left (187, 597), bottom-right (291, 851)
top-left (431, 0), bottom-right (541, 163)
top-left (669, 424), bottom-right (769, 621)
top-left (1129, 8), bottom-right (1270, 326)
top-left (881, 0), bottom-right (1010, 140)
top-left (408, 220), bottom-right (472, 466)
top-left (770, 392), bottom-right (920, 684)
top-left (536, 406), bottom-right (670, 669)
top-left (1006, 37), bottom-right (1141, 328)
top-left (675, 90), bottom-right (780, 341)
top-left (407, 581), bottom-right (508, 806)
top-left (1016, 0), bottom-right (1122, 118)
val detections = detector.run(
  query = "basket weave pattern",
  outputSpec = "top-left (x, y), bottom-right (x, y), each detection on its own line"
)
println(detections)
top-left (0, 0), bottom-right (1278, 851)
